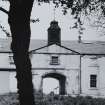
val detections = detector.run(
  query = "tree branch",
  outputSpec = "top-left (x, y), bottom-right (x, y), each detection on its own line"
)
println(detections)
top-left (30, 18), bottom-right (40, 23)
top-left (0, 24), bottom-right (11, 37)
top-left (0, 7), bottom-right (8, 15)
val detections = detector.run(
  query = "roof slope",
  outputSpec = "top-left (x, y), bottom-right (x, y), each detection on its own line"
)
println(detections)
top-left (0, 38), bottom-right (105, 54)
top-left (61, 41), bottom-right (105, 54)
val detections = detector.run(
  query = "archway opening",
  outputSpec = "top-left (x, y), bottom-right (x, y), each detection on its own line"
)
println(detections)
top-left (43, 78), bottom-right (59, 94)
top-left (42, 72), bottom-right (66, 95)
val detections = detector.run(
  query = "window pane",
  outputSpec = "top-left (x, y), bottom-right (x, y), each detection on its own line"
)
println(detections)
top-left (90, 75), bottom-right (97, 88)
top-left (50, 56), bottom-right (59, 65)
top-left (9, 54), bottom-right (14, 65)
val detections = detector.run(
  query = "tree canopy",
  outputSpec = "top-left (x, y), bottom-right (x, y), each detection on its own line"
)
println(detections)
top-left (1, 0), bottom-right (105, 37)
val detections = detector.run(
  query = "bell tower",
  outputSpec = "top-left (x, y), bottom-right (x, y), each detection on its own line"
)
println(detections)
top-left (47, 20), bottom-right (61, 45)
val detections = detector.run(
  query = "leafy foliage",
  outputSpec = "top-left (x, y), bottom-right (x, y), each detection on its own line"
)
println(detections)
top-left (1, 92), bottom-right (105, 105)
top-left (1, 0), bottom-right (105, 35)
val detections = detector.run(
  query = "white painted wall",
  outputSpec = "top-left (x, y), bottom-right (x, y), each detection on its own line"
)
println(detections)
top-left (0, 53), bottom-right (15, 69)
top-left (0, 45), bottom-right (105, 98)
top-left (0, 71), bottom-right (10, 94)
top-left (98, 57), bottom-right (105, 97)
top-left (9, 72), bottom-right (17, 92)
top-left (31, 54), bottom-right (80, 69)
top-left (0, 45), bottom-right (80, 95)
top-left (66, 70), bottom-right (80, 95)
top-left (31, 45), bottom-right (80, 95)
top-left (81, 55), bottom-right (105, 97)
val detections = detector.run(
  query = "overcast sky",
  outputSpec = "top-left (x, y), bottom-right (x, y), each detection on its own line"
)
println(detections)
top-left (0, 1), bottom-right (105, 41)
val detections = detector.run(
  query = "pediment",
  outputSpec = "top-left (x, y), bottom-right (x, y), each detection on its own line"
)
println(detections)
top-left (31, 44), bottom-right (79, 54)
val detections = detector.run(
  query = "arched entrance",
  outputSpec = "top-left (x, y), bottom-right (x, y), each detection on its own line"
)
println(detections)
top-left (43, 78), bottom-right (59, 94)
top-left (42, 72), bottom-right (66, 95)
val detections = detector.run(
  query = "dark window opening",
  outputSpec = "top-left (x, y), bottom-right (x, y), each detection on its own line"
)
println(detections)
top-left (50, 56), bottom-right (59, 65)
top-left (9, 55), bottom-right (14, 65)
top-left (90, 75), bottom-right (97, 88)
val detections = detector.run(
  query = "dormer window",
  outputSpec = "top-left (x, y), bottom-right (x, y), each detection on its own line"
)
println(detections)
top-left (50, 56), bottom-right (59, 65)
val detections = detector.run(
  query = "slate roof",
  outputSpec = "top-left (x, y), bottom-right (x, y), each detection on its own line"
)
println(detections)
top-left (0, 38), bottom-right (105, 54)
top-left (61, 41), bottom-right (105, 55)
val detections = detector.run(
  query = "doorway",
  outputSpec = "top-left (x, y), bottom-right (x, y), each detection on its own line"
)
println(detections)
top-left (42, 72), bottom-right (66, 95)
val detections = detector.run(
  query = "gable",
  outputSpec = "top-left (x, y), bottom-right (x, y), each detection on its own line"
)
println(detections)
top-left (30, 44), bottom-right (79, 54)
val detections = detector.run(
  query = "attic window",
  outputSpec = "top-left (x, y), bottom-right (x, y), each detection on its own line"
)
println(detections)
top-left (50, 56), bottom-right (59, 65)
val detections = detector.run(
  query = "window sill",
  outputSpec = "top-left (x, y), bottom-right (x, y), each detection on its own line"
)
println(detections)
top-left (89, 88), bottom-right (98, 90)
top-left (50, 63), bottom-right (60, 65)
top-left (10, 63), bottom-right (14, 65)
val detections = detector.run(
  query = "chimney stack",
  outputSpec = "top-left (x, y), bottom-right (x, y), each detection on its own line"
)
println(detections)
top-left (48, 20), bottom-right (61, 45)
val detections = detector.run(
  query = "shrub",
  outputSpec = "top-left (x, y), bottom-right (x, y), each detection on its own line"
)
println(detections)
top-left (1, 92), bottom-right (105, 105)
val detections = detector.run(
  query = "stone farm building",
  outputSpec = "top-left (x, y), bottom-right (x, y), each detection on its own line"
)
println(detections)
top-left (0, 20), bottom-right (105, 97)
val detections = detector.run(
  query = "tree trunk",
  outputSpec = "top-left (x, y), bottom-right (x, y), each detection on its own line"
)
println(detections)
top-left (8, 0), bottom-right (35, 105)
